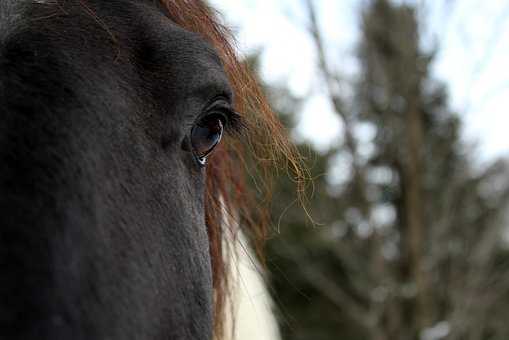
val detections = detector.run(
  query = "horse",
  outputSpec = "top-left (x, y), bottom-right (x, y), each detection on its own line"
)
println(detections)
top-left (0, 0), bottom-right (300, 339)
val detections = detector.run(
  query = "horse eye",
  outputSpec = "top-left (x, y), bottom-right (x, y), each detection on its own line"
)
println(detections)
top-left (190, 114), bottom-right (225, 165)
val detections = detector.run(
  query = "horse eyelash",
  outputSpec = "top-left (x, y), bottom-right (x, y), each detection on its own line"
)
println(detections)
top-left (200, 95), bottom-right (246, 136)
top-left (223, 110), bottom-right (246, 136)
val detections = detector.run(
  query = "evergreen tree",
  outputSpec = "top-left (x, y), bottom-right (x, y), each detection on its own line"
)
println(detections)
top-left (263, 1), bottom-right (509, 340)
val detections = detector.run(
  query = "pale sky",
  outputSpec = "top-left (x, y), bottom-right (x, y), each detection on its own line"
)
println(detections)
top-left (210, 0), bottom-right (509, 164)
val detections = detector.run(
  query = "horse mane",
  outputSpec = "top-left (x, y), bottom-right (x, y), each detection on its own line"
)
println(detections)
top-left (160, 1), bottom-right (303, 338)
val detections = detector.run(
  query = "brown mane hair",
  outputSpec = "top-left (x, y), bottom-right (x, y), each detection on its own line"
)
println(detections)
top-left (160, 0), bottom-right (303, 338)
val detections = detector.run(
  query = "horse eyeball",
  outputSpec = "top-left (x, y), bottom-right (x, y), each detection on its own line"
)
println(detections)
top-left (190, 114), bottom-right (224, 165)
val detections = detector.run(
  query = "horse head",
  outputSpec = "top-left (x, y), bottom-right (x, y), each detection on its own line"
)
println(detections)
top-left (0, 1), bottom-right (299, 339)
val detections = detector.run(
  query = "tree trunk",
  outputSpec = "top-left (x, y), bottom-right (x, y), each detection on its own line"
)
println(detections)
top-left (404, 91), bottom-right (431, 336)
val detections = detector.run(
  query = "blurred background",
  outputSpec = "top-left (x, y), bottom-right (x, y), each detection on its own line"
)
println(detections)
top-left (211, 1), bottom-right (509, 339)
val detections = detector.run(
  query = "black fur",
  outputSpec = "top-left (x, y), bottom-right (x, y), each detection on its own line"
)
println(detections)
top-left (0, 1), bottom-right (232, 339)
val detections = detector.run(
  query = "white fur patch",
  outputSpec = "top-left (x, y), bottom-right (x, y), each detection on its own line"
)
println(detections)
top-left (225, 233), bottom-right (281, 340)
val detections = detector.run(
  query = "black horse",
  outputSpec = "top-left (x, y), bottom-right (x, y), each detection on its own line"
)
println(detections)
top-left (0, 1), bottom-right (298, 339)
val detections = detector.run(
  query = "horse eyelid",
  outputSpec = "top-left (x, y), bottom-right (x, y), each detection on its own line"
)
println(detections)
top-left (198, 94), bottom-right (246, 136)
top-left (222, 110), bottom-right (246, 136)
top-left (203, 102), bottom-right (246, 136)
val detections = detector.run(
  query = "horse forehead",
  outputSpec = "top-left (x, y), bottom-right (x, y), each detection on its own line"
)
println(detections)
top-left (123, 2), bottom-right (230, 97)
top-left (7, 0), bottom-right (228, 89)
top-left (6, 1), bottom-right (223, 58)
top-left (158, 25), bottom-right (224, 74)
top-left (38, 0), bottom-right (225, 83)
top-left (130, 2), bottom-right (225, 75)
